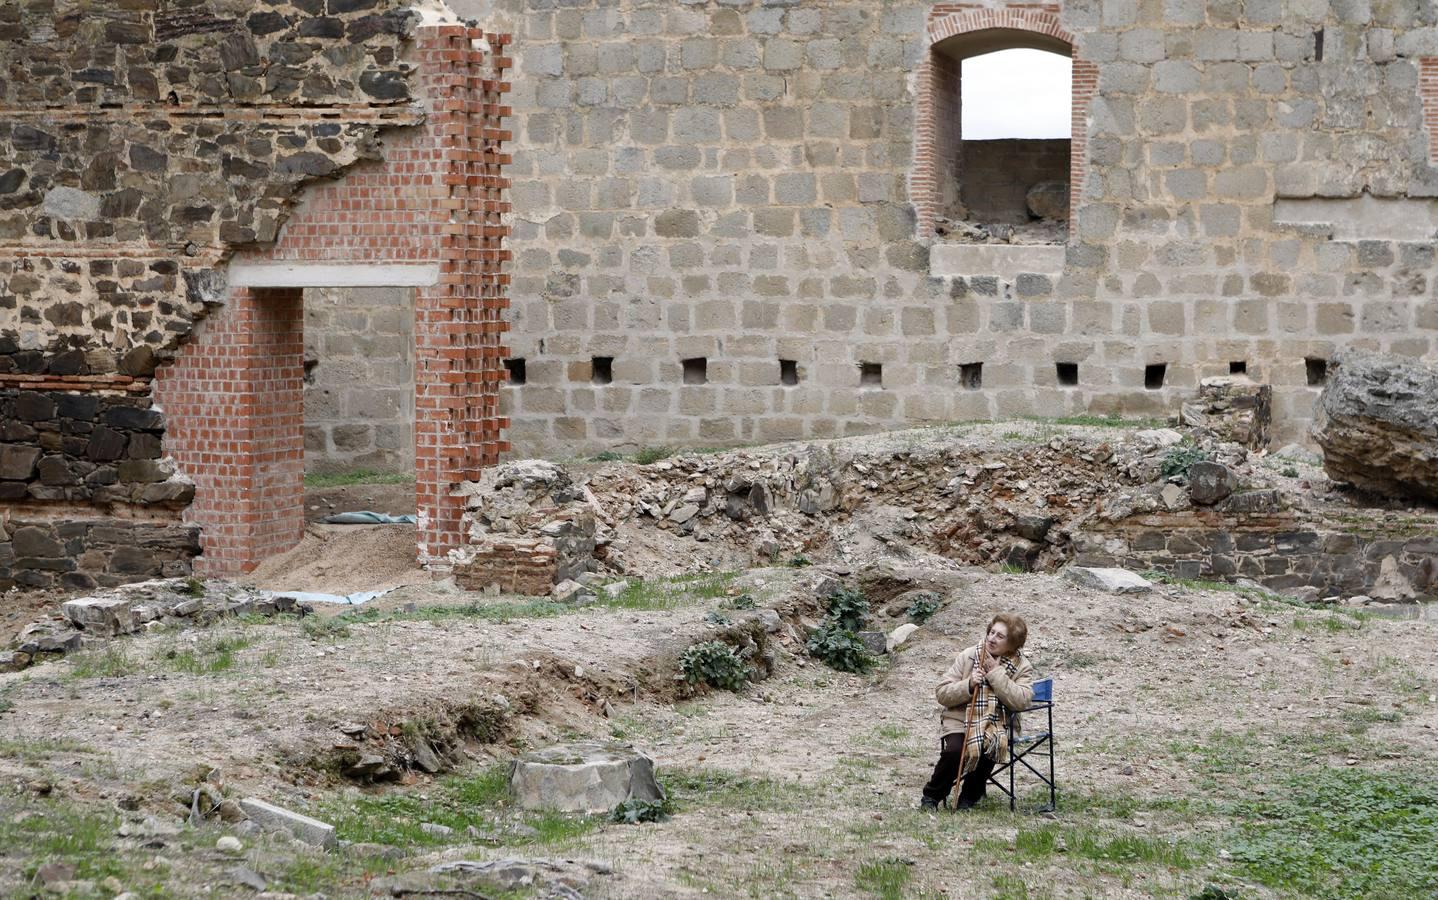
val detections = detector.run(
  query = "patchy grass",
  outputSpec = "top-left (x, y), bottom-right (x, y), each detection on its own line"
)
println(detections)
top-left (1025, 413), bottom-right (1166, 429)
top-left (326, 763), bottom-right (602, 850)
top-left (67, 644), bottom-right (142, 679)
top-left (608, 571), bottom-right (740, 610)
top-left (0, 736), bottom-right (92, 762)
top-left (663, 767), bottom-right (820, 814)
top-left (854, 857), bottom-right (913, 899)
top-left (1228, 769), bottom-right (1438, 899)
top-left (303, 469), bottom-right (415, 488)
top-left (163, 634), bottom-right (251, 675)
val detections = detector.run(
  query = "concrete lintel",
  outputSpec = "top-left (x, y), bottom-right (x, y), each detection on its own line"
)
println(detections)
top-left (929, 243), bottom-right (1066, 279)
top-left (227, 262), bottom-right (441, 288)
top-left (1273, 195), bottom-right (1438, 242)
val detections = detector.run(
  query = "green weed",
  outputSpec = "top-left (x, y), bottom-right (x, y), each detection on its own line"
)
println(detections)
top-left (633, 446), bottom-right (675, 465)
top-left (1229, 769), bottom-right (1438, 898)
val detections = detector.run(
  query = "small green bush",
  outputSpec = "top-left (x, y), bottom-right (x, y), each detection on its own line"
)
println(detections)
top-left (1160, 444), bottom-right (1211, 479)
top-left (610, 796), bottom-right (673, 824)
top-left (591, 450), bottom-right (622, 462)
top-left (634, 446), bottom-right (675, 465)
top-left (806, 619), bottom-right (871, 674)
top-left (824, 586), bottom-right (869, 633)
top-left (1281, 466), bottom-right (1299, 478)
top-left (702, 610), bottom-right (731, 626)
top-left (906, 592), bottom-right (941, 624)
top-left (787, 553), bottom-right (812, 568)
top-left (679, 641), bottom-right (749, 691)
top-left (724, 593), bottom-right (757, 610)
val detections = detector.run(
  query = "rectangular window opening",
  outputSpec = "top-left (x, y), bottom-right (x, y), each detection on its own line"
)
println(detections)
top-left (1056, 362), bottom-right (1078, 387)
top-left (959, 362), bottom-right (983, 390)
top-left (682, 357), bottom-right (708, 385)
top-left (505, 358), bottom-right (526, 385)
top-left (859, 362), bottom-right (883, 388)
top-left (591, 356), bottom-right (613, 386)
top-left (1229, 360), bottom-right (1247, 375)
top-left (780, 359), bottom-right (799, 386)
top-left (1145, 363), bottom-right (1167, 390)
top-left (1305, 357), bottom-right (1328, 386)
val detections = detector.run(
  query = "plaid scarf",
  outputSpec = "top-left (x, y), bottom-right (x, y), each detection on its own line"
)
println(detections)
top-left (958, 646), bottom-right (1019, 778)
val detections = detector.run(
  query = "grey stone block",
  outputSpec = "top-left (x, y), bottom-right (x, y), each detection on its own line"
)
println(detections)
top-left (238, 799), bottom-right (336, 849)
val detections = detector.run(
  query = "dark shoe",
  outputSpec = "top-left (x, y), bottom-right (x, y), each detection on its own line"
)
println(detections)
top-left (954, 797), bottom-right (976, 810)
top-left (920, 796), bottom-right (939, 811)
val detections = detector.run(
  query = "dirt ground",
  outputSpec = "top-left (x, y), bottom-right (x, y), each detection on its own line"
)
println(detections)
top-left (1, 549), bottom-right (1435, 898)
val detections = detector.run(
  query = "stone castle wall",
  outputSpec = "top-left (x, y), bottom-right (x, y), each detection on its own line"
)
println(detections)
top-left (960, 139), bottom-right (1071, 224)
top-left (447, 0), bottom-right (1438, 457)
top-left (303, 286), bottom-right (416, 475)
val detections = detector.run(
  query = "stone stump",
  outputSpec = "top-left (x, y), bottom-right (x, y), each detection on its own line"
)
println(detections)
top-left (509, 742), bottom-right (664, 814)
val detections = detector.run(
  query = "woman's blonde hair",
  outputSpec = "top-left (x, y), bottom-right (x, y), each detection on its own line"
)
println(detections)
top-left (988, 612), bottom-right (1028, 654)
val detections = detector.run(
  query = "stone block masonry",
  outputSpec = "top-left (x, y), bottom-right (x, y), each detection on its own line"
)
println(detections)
top-left (303, 286), bottom-right (416, 475)
top-left (465, 0), bottom-right (1438, 458)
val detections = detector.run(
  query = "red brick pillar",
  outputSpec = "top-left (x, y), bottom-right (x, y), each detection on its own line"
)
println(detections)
top-left (1070, 58), bottom-right (1099, 217)
top-left (155, 287), bottom-right (305, 575)
top-left (412, 27), bottom-right (512, 562)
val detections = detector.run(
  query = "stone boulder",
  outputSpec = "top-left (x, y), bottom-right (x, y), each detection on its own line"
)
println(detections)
top-left (509, 742), bottom-right (664, 814)
top-left (1025, 181), bottom-right (1069, 220)
top-left (1062, 566), bottom-right (1154, 595)
top-left (1187, 461), bottom-right (1238, 506)
top-left (1312, 352), bottom-right (1438, 502)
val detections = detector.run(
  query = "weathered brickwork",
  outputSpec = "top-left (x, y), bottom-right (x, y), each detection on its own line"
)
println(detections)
top-left (303, 286), bottom-right (416, 475)
top-left (2, 3), bottom-right (512, 580)
top-left (463, 0), bottom-right (1438, 457)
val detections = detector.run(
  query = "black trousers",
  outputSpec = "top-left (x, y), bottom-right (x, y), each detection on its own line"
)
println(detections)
top-left (922, 735), bottom-right (996, 806)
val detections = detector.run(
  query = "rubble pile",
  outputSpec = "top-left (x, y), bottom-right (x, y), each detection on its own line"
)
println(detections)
top-left (449, 461), bottom-right (596, 593)
top-left (1, 579), bottom-right (309, 672)
top-left (1180, 377), bottom-right (1272, 449)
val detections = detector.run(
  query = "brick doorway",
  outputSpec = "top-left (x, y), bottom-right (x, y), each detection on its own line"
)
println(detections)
top-left (154, 26), bottom-right (513, 577)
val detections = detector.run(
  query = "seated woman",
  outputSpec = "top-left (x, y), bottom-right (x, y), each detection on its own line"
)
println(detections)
top-left (920, 612), bottom-right (1035, 810)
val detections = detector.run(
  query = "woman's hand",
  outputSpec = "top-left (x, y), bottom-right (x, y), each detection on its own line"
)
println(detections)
top-left (969, 666), bottom-right (985, 688)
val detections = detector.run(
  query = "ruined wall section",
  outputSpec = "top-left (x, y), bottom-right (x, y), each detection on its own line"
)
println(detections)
top-left (0, 0), bottom-right (424, 590)
top-left (467, 0), bottom-right (1438, 457)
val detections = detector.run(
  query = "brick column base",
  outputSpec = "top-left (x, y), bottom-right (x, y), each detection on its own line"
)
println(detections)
top-left (155, 287), bottom-right (305, 575)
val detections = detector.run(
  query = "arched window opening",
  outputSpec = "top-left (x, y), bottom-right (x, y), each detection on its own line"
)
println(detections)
top-left (928, 29), bottom-right (1074, 246)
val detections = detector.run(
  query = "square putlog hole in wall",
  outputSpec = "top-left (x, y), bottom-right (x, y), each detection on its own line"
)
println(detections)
top-left (1056, 362), bottom-right (1079, 387)
top-left (1305, 357), bottom-right (1328, 386)
top-left (682, 357), bottom-right (708, 385)
top-left (505, 358), bottom-right (526, 385)
top-left (859, 362), bottom-right (883, 388)
top-left (1230, 360), bottom-right (1247, 375)
top-left (780, 359), bottom-right (799, 386)
top-left (1145, 363), bottom-right (1167, 390)
top-left (959, 362), bottom-right (983, 390)
top-left (591, 356), bottom-right (613, 385)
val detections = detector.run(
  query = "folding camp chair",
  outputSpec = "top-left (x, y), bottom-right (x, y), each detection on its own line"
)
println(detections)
top-left (987, 677), bottom-right (1056, 812)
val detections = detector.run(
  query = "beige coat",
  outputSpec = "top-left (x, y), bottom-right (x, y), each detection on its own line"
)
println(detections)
top-left (935, 644), bottom-right (1035, 738)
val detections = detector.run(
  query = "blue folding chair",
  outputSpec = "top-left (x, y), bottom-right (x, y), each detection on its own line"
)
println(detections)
top-left (987, 677), bottom-right (1056, 812)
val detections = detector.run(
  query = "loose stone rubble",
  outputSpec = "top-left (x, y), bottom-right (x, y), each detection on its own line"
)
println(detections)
top-left (4, 578), bottom-right (310, 672)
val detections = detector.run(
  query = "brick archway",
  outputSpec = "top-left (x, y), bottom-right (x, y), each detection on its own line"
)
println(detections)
top-left (912, 7), bottom-right (1096, 237)
top-left (156, 26), bottom-right (513, 575)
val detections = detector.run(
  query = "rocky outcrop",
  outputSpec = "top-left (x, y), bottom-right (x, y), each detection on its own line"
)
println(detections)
top-left (1312, 352), bottom-right (1438, 503)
